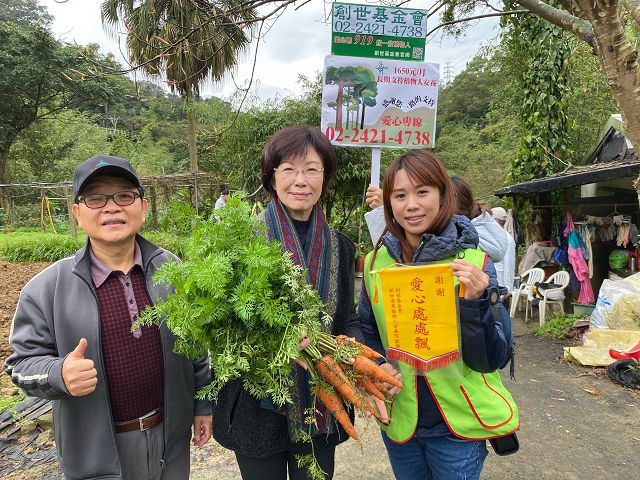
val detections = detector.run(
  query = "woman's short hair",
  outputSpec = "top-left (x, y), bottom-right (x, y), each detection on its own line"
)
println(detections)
top-left (382, 150), bottom-right (456, 262)
top-left (261, 126), bottom-right (337, 198)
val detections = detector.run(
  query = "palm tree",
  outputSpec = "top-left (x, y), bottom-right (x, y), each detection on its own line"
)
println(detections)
top-left (101, 0), bottom-right (255, 195)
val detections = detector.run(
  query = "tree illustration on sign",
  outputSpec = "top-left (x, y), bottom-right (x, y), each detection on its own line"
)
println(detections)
top-left (325, 65), bottom-right (378, 130)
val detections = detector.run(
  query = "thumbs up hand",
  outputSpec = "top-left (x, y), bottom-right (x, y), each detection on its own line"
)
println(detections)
top-left (62, 338), bottom-right (98, 397)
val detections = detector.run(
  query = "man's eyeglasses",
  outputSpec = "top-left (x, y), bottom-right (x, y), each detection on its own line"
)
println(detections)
top-left (274, 166), bottom-right (324, 179)
top-left (76, 191), bottom-right (142, 209)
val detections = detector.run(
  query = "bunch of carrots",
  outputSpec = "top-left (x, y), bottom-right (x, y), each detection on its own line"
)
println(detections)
top-left (300, 333), bottom-right (403, 441)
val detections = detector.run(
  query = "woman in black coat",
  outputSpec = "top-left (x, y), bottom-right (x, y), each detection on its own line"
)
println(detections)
top-left (212, 126), bottom-right (363, 480)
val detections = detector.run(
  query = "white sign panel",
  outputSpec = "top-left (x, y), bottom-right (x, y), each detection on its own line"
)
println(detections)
top-left (321, 55), bottom-right (440, 149)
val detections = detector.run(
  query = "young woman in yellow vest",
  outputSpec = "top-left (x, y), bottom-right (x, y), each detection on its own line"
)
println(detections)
top-left (358, 150), bottom-right (519, 480)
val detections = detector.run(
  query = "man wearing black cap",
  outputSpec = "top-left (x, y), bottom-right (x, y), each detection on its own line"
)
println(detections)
top-left (5, 155), bottom-right (212, 479)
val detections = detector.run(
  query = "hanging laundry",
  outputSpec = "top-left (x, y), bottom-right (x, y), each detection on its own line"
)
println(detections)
top-left (564, 212), bottom-right (594, 304)
top-left (504, 208), bottom-right (517, 243)
top-left (616, 222), bottom-right (630, 248)
top-left (630, 223), bottom-right (639, 246)
top-left (578, 224), bottom-right (593, 278)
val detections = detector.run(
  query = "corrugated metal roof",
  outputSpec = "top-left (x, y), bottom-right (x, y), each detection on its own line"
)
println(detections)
top-left (495, 114), bottom-right (639, 197)
top-left (495, 158), bottom-right (640, 196)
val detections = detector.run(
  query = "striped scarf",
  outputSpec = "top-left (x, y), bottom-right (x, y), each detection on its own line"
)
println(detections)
top-left (264, 197), bottom-right (331, 299)
top-left (263, 197), bottom-right (339, 438)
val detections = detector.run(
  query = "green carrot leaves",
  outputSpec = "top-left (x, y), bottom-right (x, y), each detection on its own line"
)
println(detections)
top-left (138, 195), bottom-right (327, 406)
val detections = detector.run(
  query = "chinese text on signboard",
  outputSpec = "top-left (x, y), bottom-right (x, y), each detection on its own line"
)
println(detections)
top-left (321, 56), bottom-right (439, 148)
top-left (331, 2), bottom-right (427, 61)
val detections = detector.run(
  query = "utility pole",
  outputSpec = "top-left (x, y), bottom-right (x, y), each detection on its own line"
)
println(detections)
top-left (444, 62), bottom-right (454, 86)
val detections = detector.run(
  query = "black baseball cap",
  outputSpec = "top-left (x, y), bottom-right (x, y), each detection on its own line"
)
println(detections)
top-left (73, 155), bottom-right (143, 199)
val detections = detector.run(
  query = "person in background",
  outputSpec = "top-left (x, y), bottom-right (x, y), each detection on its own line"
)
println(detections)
top-left (214, 189), bottom-right (230, 219)
top-left (5, 155), bottom-right (212, 479)
top-left (450, 176), bottom-right (510, 292)
top-left (212, 126), bottom-right (365, 480)
top-left (215, 189), bottom-right (230, 210)
top-left (491, 206), bottom-right (517, 294)
top-left (358, 150), bottom-right (518, 480)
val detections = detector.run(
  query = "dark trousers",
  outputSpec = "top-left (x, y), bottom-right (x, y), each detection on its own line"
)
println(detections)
top-left (235, 436), bottom-right (337, 480)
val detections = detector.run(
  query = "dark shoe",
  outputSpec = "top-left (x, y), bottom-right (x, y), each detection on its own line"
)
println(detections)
top-left (607, 360), bottom-right (640, 390)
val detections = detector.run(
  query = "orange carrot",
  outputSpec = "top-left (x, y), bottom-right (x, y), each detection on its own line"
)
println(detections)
top-left (336, 335), bottom-right (384, 360)
top-left (372, 380), bottom-right (389, 393)
top-left (356, 375), bottom-right (386, 401)
top-left (315, 388), bottom-right (359, 440)
top-left (351, 355), bottom-right (403, 389)
top-left (315, 356), bottom-right (377, 417)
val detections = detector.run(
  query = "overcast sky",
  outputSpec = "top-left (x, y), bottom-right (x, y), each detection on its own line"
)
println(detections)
top-left (42, 0), bottom-right (500, 100)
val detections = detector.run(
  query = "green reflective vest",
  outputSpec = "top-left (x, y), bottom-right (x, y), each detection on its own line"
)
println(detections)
top-left (363, 246), bottom-right (519, 442)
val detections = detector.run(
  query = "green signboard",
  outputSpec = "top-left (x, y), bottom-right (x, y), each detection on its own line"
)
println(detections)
top-left (331, 2), bottom-right (427, 61)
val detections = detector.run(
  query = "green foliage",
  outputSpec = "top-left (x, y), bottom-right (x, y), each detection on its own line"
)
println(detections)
top-left (8, 110), bottom-right (111, 183)
top-left (0, 374), bottom-right (25, 413)
top-left (157, 199), bottom-right (197, 235)
top-left (437, 53), bottom-right (499, 130)
top-left (0, 232), bottom-right (85, 262)
top-left (436, 117), bottom-right (517, 202)
top-left (565, 40), bottom-right (617, 162)
top-left (295, 453), bottom-right (325, 480)
top-left (138, 196), bottom-right (329, 406)
top-left (101, 0), bottom-right (255, 98)
top-left (0, 231), bottom-right (186, 262)
top-left (204, 78), bottom-right (323, 194)
top-left (0, 389), bottom-right (24, 413)
top-left (206, 74), bottom-right (370, 231)
top-left (144, 231), bottom-right (189, 260)
top-left (532, 312), bottom-right (584, 339)
top-left (0, 26), bottom-right (116, 146)
top-left (0, 0), bottom-right (52, 27)
top-left (502, 10), bottom-right (573, 182)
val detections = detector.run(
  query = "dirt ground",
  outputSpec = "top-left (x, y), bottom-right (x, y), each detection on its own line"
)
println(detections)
top-left (1, 261), bottom-right (639, 479)
top-left (0, 262), bottom-right (51, 365)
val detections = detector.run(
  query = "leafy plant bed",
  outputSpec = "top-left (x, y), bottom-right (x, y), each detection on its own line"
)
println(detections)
top-left (0, 233), bottom-right (85, 262)
top-left (0, 231), bottom-right (187, 262)
top-left (532, 313), bottom-right (586, 340)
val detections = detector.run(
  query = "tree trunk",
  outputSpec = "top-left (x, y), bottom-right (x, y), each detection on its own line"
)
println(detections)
top-left (336, 79), bottom-right (344, 129)
top-left (185, 87), bottom-right (199, 213)
top-left (575, 1), bottom-right (640, 151)
top-left (149, 185), bottom-right (158, 230)
top-left (64, 186), bottom-right (77, 239)
top-left (345, 98), bottom-right (350, 130)
top-left (517, 0), bottom-right (640, 149)
top-left (0, 143), bottom-right (11, 226)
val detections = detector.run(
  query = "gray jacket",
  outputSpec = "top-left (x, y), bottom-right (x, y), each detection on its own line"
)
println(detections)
top-left (4, 235), bottom-right (211, 479)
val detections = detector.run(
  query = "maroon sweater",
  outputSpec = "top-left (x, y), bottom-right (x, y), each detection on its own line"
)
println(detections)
top-left (95, 267), bottom-right (164, 422)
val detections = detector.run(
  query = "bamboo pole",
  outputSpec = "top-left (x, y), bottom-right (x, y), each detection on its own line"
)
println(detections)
top-left (64, 186), bottom-right (77, 239)
top-left (149, 185), bottom-right (158, 229)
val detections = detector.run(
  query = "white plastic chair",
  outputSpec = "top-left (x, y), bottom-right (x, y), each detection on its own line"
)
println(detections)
top-left (510, 267), bottom-right (545, 318)
top-left (537, 270), bottom-right (570, 326)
